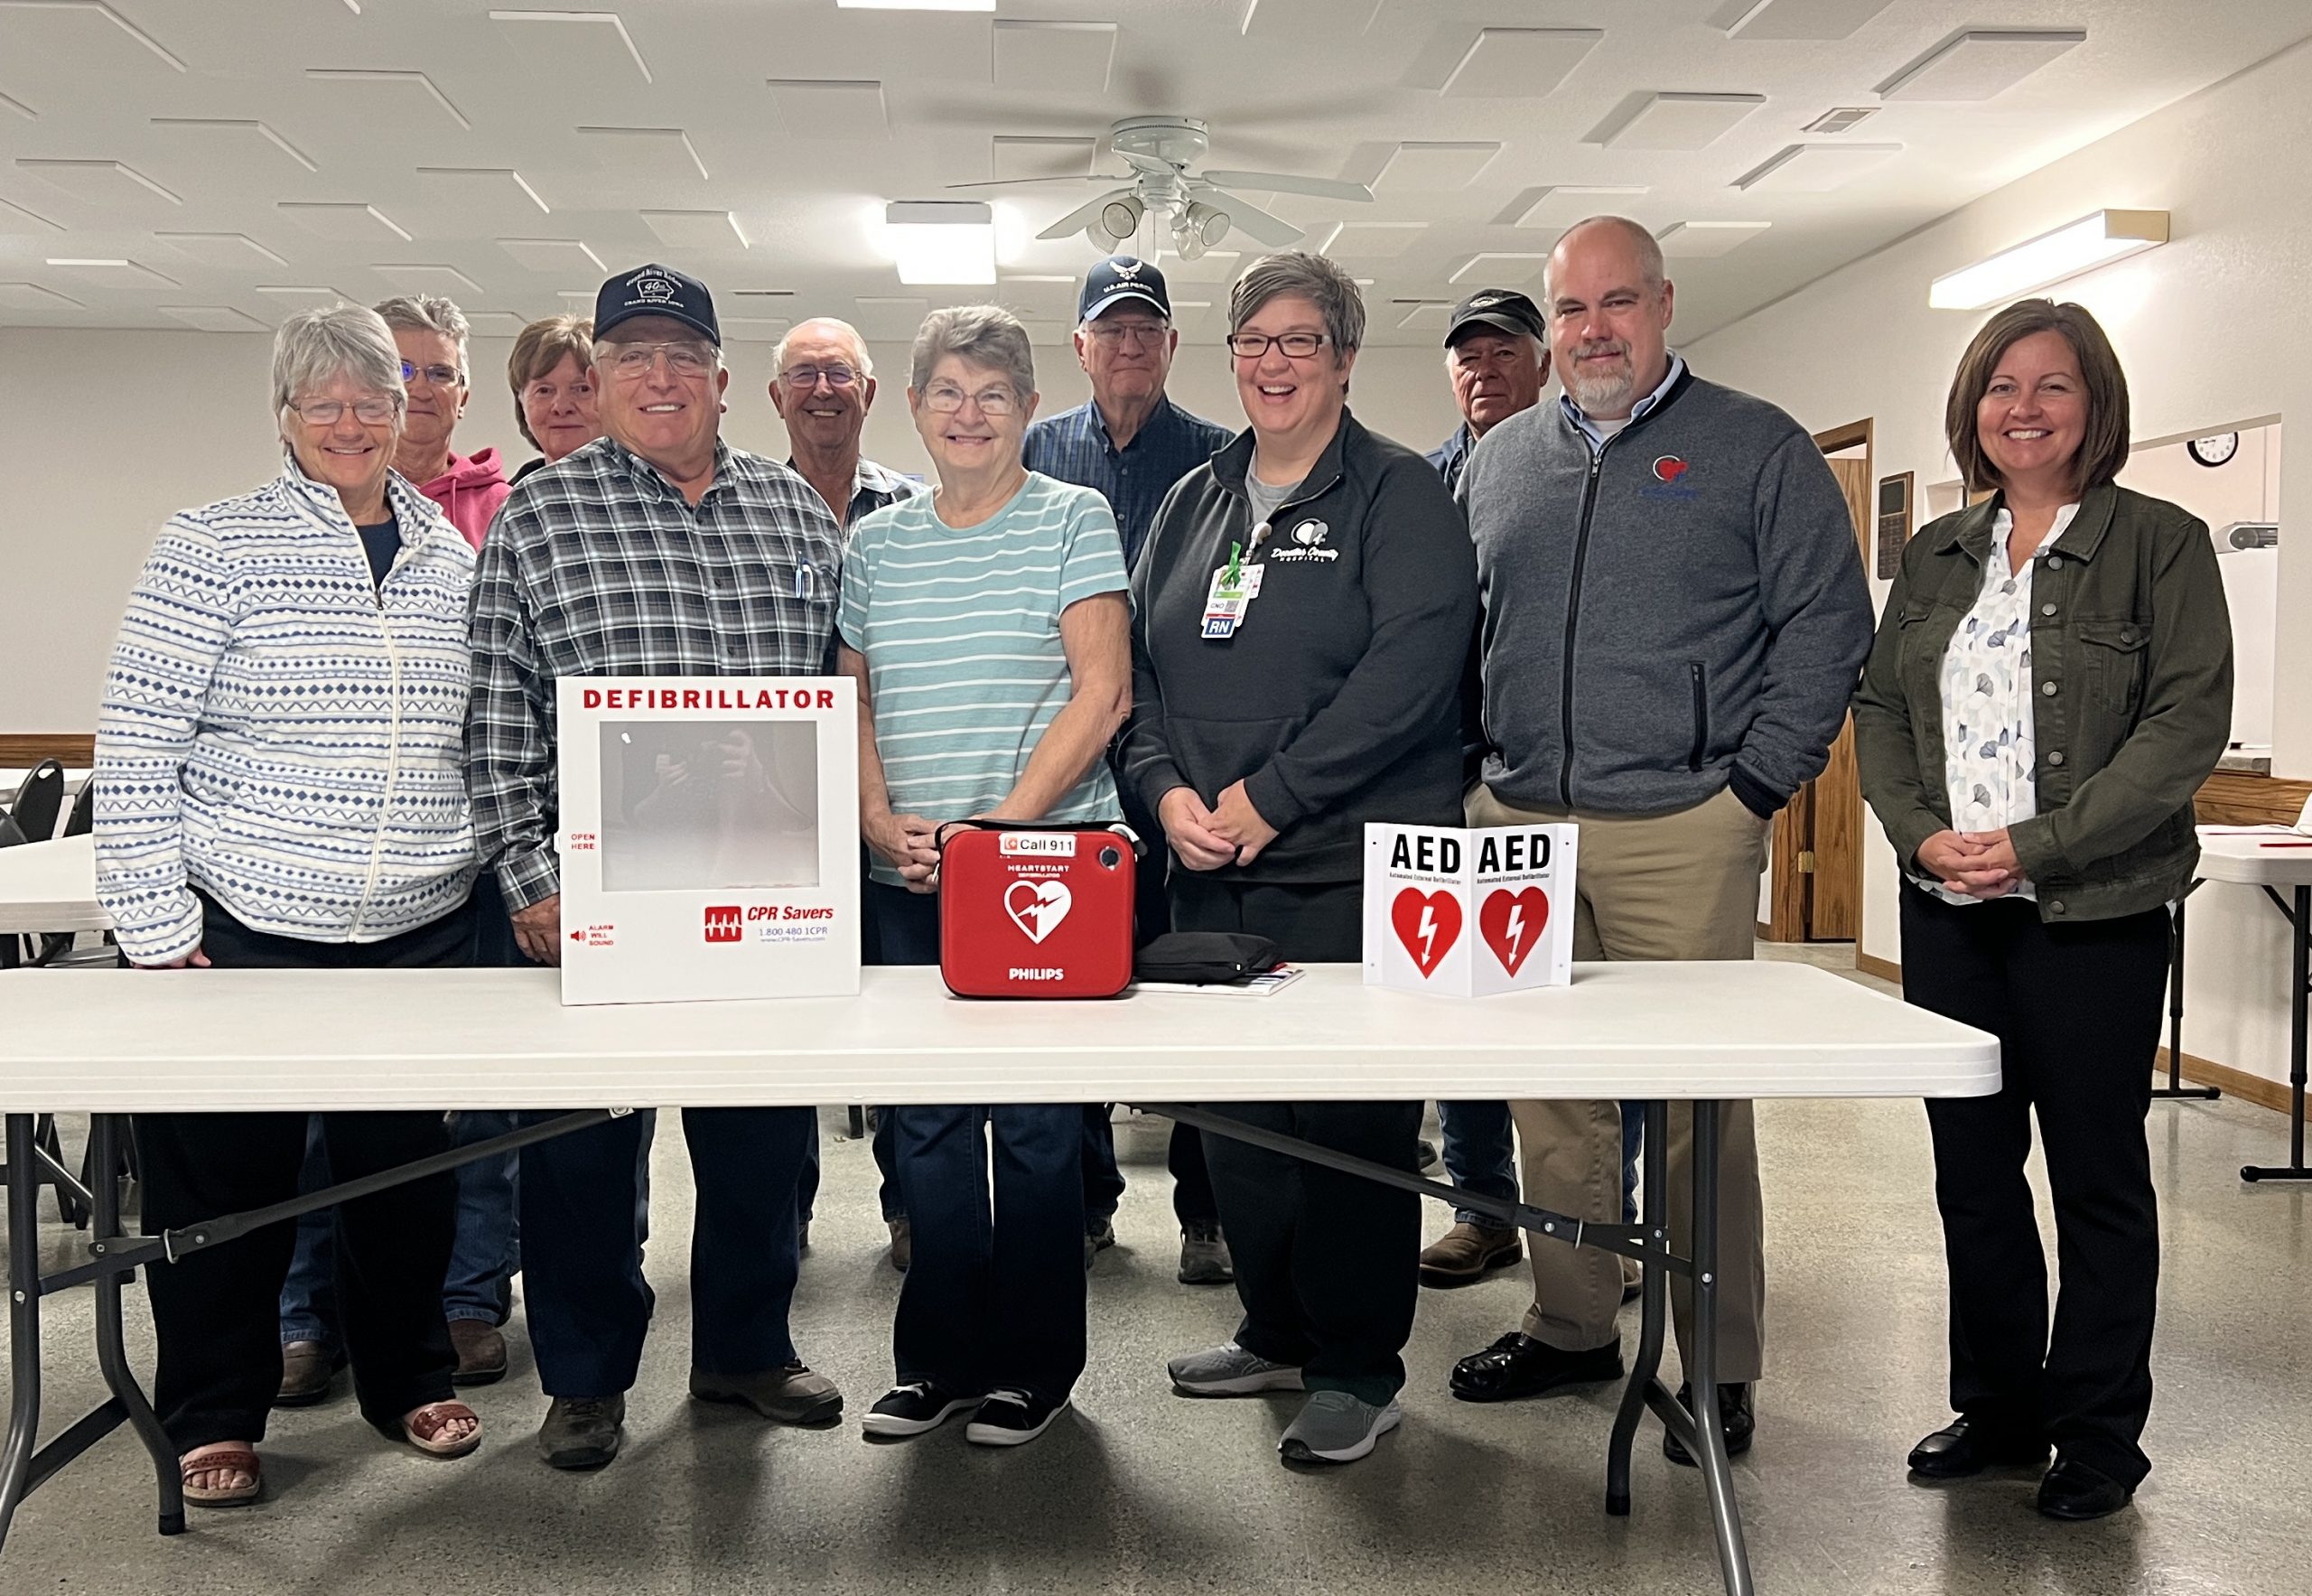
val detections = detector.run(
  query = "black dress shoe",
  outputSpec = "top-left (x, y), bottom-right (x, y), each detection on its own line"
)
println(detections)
top-left (1906, 1418), bottom-right (2047, 1479)
top-left (1450, 1331), bottom-right (1623, 1403)
top-left (1663, 1382), bottom-right (1753, 1465)
top-left (2037, 1455), bottom-right (2134, 1521)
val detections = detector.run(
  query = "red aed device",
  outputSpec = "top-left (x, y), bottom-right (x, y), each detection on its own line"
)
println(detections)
top-left (938, 822), bottom-right (1137, 998)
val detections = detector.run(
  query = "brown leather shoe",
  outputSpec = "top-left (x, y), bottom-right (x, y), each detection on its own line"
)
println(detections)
top-left (275, 1340), bottom-right (343, 1407)
top-left (1418, 1222), bottom-right (1523, 1288)
top-left (690, 1362), bottom-right (844, 1425)
top-left (450, 1319), bottom-right (508, 1386)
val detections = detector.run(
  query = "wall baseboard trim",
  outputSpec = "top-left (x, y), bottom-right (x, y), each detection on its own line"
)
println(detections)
top-left (1855, 949), bottom-right (1902, 985)
top-left (2153, 1049), bottom-right (2293, 1115)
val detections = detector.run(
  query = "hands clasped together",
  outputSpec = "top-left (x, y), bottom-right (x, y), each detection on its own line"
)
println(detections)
top-left (1917, 827), bottom-right (2025, 900)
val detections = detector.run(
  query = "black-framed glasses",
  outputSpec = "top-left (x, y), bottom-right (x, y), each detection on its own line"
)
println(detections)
top-left (779, 364), bottom-right (860, 391)
top-left (922, 382), bottom-right (1017, 417)
top-left (399, 359), bottom-right (463, 388)
top-left (290, 396), bottom-right (399, 425)
top-left (1226, 331), bottom-right (1329, 359)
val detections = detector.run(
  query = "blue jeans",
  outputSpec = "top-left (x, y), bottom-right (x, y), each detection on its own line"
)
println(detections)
top-left (1438, 1100), bottom-right (1518, 1226)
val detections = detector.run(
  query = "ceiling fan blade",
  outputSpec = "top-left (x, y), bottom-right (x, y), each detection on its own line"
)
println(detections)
top-left (1038, 188), bottom-right (1137, 241)
top-left (1201, 171), bottom-right (1374, 203)
top-left (1205, 192), bottom-right (1304, 248)
top-left (946, 174), bottom-right (1120, 191)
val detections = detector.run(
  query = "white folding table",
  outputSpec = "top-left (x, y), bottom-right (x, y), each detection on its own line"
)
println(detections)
top-left (0, 962), bottom-right (1999, 1596)
top-left (0, 835), bottom-right (107, 938)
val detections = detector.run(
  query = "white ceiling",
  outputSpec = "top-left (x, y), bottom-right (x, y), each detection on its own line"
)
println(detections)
top-left (0, 0), bottom-right (2306, 347)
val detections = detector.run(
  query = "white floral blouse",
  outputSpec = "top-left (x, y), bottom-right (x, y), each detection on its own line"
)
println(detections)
top-left (1923, 501), bottom-right (2081, 907)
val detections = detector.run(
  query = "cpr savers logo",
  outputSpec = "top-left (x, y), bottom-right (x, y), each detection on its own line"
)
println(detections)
top-left (703, 905), bottom-right (743, 943)
top-left (1005, 879), bottom-right (1073, 945)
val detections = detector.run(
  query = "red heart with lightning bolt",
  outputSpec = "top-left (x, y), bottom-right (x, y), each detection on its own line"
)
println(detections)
top-left (1390, 888), bottom-right (1462, 977)
top-left (1478, 887), bottom-right (1550, 976)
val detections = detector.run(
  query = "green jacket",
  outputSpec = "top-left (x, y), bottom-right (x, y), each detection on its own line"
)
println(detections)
top-left (1852, 481), bottom-right (2233, 922)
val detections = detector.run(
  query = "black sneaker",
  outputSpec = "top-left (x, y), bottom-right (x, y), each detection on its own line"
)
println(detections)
top-left (861, 1380), bottom-right (975, 1439)
top-left (965, 1388), bottom-right (1070, 1447)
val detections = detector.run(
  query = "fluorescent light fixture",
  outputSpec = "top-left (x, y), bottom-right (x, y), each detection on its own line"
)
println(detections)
top-left (839, 0), bottom-right (993, 8)
top-left (1929, 210), bottom-right (2168, 310)
top-left (885, 200), bottom-right (996, 285)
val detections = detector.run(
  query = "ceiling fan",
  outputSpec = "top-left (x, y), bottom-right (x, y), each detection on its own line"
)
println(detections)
top-left (947, 116), bottom-right (1372, 259)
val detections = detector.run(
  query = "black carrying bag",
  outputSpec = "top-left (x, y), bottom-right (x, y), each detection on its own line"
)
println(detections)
top-left (1132, 931), bottom-right (1280, 985)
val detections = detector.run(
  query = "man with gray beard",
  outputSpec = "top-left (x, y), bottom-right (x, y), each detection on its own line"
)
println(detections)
top-left (1449, 217), bottom-right (1871, 1462)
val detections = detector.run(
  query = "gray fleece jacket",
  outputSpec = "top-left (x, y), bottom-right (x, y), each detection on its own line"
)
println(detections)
top-left (1459, 366), bottom-right (1872, 817)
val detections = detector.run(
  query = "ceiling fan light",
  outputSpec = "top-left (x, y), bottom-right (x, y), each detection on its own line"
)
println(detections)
top-left (1184, 201), bottom-right (1230, 247)
top-left (1099, 195), bottom-right (1143, 242)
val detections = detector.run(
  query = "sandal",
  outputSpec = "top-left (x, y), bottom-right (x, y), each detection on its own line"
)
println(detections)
top-left (181, 1446), bottom-right (262, 1508)
top-left (394, 1400), bottom-right (483, 1460)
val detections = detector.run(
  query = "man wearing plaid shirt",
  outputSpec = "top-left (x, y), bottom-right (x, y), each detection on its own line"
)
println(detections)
top-left (466, 263), bottom-right (845, 1470)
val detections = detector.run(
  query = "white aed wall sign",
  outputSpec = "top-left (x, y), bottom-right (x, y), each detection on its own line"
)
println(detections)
top-left (1362, 822), bottom-right (1579, 998)
top-left (556, 676), bottom-right (861, 1005)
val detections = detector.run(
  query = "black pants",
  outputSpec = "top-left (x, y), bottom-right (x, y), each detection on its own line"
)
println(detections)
top-left (1169, 873), bottom-right (1422, 1406)
top-left (133, 893), bottom-right (472, 1451)
top-left (1899, 887), bottom-right (2169, 1488)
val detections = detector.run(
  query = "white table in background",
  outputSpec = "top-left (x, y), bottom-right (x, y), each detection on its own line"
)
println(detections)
top-left (0, 835), bottom-right (107, 937)
top-left (0, 962), bottom-right (1999, 1596)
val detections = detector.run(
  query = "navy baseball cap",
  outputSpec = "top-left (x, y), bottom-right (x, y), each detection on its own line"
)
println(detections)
top-left (1078, 255), bottom-right (1171, 322)
top-left (1444, 287), bottom-right (1545, 347)
top-left (594, 263), bottom-right (720, 346)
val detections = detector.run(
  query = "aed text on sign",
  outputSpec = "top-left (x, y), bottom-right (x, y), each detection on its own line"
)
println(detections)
top-left (1389, 831), bottom-right (1553, 874)
top-left (580, 686), bottom-right (837, 711)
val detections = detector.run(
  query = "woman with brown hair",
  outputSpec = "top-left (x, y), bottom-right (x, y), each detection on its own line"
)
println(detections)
top-left (1853, 298), bottom-right (2233, 1520)
top-left (505, 313), bottom-right (602, 481)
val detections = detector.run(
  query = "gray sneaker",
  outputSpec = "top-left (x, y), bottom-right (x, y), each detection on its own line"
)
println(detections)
top-left (1179, 1225), bottom-right (1234, 1284)
top-left (1279, 1390), bottom-right (1403, 1464)
top-left (1167, 1341), bottom-right (1305, 1396)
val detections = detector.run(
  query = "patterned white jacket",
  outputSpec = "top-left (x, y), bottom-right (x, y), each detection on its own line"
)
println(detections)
top-left (94, 462), bottom-right (479, 962)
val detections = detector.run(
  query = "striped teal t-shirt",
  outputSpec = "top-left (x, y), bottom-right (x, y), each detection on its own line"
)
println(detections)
top-left (841, 471), bottom-right (1129, 883)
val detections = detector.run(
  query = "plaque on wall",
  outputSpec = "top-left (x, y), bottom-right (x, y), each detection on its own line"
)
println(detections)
top-left (1876, 471), bottom-right (1914, 579)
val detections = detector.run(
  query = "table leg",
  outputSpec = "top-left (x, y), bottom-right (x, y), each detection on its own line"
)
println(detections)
top-left (1689, 1100), bottom-right (1755, 1596)
top-left (1607, 1098), bottom-right (1672, 1516)
top-left (1, 1115), bottom-right (44, 1548)
top-left (86, 1115), bottom-right (181, 1535)
top-left (2155, 889), bottom-right (2218, 1100)
top-left (2243, 884), bottom-right (2312, 1182)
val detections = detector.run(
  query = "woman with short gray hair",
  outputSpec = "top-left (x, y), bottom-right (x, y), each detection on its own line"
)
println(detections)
top-left (93, 303), bottom-right (487, 1506)
top-left (1120, 251), bottom-right (1478, 1465)
top-left (841, 303), bottom-right (1131, 1447)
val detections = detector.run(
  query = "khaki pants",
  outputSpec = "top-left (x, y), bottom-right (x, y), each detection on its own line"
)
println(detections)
top-left (1468, 784), bottom-right (1771, 1385)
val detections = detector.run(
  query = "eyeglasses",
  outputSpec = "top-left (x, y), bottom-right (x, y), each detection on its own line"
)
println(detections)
top-left (778, 364), bottom-right (860, 391)
top-left (290, 396), bottom-right (398, 425)
top-left (605, 341), bottom-right (716, 379)
top-left (922, 382), bottom-right (1017, 417)
top-left (1086, 321), bottom-right (1168, 346)
top-left (399, 359), bottom-right (463, 388)
top-left (1226, 331), bottom-right (1330, 360)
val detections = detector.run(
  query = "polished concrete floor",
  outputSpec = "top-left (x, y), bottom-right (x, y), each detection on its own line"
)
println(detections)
top-left (5, 946), bottom-right (2309, 1594)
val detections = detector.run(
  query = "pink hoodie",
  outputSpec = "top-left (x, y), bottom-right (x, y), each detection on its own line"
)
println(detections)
top-left (413, 448), bottom-right (513, 550)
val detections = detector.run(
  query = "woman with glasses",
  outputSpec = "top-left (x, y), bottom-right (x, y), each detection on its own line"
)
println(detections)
top-left (505, 313), bottom-right (603, 483)
top-left (92, 304), bottom-right (486, 1508)
top-left (373, 295), bottom-right (510, 550)
top-left (1120, 251), bottom-right (1478, 1467)
top-left (839, 306), bottom-right (1131, 1449)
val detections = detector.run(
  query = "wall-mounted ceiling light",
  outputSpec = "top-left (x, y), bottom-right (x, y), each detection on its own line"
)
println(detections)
top-left (1928, 209), bottom-right (2168, 310)
top-left (885, 200), bottom-right (996, 285)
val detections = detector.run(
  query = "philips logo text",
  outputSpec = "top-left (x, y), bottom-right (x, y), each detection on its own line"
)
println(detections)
top-left (1007, 968), bottom-right (1067, 981)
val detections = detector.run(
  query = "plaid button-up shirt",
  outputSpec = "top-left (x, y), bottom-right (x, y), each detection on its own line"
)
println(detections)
top-left (1022, 396), bottom-right (1233, 566)
top-left (466, 434), bottom-right (843, 909)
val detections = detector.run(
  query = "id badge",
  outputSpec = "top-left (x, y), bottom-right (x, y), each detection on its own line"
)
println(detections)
top-left (1200, 563), bottom-right (1262, 639)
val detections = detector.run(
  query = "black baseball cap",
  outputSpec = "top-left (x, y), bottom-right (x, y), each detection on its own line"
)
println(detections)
top-left (1078, 255), bottom-right (1171, 322)
top-left (1444, 287), bottom-right (1544, 347)
top-left (594, 262), bottom-right (720, 346)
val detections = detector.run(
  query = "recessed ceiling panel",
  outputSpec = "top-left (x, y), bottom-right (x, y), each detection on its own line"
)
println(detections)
top-left (1450, 252), bottom-right (1548, 285)
top-left (0, 194), bottom-right (61, 232)
top-left (465, 310), bottom-right (530, 336)
top-left (159, 304), bottom-right (267, 332)
top-left (0, 2), bottom-right (185, 71)
top-left (154, 231), bottom-right (289, 268)
top-left (853, 295), bottom-right (929, 341)
top-left (256, 285), bottom-right (352, 305)
top-left (1319, 220), bottom-right (1427, 257)
top-left (1713, 0), bottom-right (1894, 42)
top-left (16, 158), bottom-right (181, 207)
top-left (993, 20), bottom-right (1116, 93)
top-left (486, 9), bottom-right (652, 85)
top-left (1878, 30), bottom-right (2088, 102)
top-left (639, 209), bottom-right (748, 249)
top-left (45, 257), bottom-right (177, 287)
top-left (278, 201), bottom-right (413, 242)
top-left (1594, 93), bottom-right (1767, 150)
top-left (415, 167), bottom-right (552, 220)
top-left (1656, 220), bottom-right (1772, 257)
top-left (765, 79), bottom-right (889, 137)
top-left (996, 275), bottom-right (1078, 321)
top-left (1373, 143), bottom-right (1500, 194)
top-left (148, 118), bottom-right (318, 172)
top-left (1514, 185), bottom-right (1651, 229)
top-left (722, 317), bottom-right (790, 341)
top-left (1394, 299), bottom-right (1453, 330)
top-left (304, 69), bottom-right (471, 130)
top-left (372, 264), bottom-right (486, 297)
top-left (2, 89), bottom-right (38, 119)
top-left (499, 238), bottom-right (606, 274)
top-left (1440, 28), bottom-right (1603, 98)
top-left (1243, 0), bottom-right (1380, 38)
top-left (0, 281), bottom-right (82, 310)
top-left (993, 135), bottom-right (1096, 182)
top-left (1733, 143), bottom-right (1901, 192)
top-left (574, 126), bottom-right (707, 182)
top-left (1164, 249), bottom-right (1240, 284)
